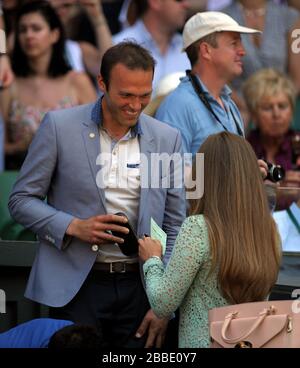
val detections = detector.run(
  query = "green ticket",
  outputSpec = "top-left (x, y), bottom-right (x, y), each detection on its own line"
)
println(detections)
top-left (150, 217), bottom-right (167, 255)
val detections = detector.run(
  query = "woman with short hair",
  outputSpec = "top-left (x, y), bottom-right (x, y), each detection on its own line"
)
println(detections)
top-left (243, 68), bottom-right (300, 209)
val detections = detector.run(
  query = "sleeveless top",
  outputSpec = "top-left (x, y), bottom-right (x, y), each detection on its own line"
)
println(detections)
top-left (5, 83), bottom-right (77, 169)
top-left (7, 78), bottom-right (78, 145)
top-left (7, 96), bottom-right (75, 144)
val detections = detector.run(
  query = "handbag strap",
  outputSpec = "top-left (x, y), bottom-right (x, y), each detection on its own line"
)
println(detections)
top-left (221, 306), bottom-right (286, 344)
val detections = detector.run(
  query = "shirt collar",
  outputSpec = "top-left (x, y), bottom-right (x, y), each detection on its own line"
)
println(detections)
top-left (90, 98), bottom-right (143, 137)
top-left (195, 75), bottom-right (232, 100)
top-left (137, 19), bottom-right (183, 50)
top-left (135, 20), bottom-right (152, 44)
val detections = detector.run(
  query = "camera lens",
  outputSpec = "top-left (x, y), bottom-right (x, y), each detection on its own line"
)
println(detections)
top-left (266, 163), bottom-right (285, 183)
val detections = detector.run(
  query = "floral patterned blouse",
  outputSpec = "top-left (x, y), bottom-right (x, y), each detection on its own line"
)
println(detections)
top-left (143, 215), bottom-right (228, 348)
top-left (7, 97), bottom-right (76, 146)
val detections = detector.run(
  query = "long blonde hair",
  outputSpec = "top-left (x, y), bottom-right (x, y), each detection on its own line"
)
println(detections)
top-left (189, 132), bottom-right (281, 304)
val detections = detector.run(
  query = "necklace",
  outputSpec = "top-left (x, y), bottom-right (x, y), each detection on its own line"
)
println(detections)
top-left (287, 207), bottom-right (300, 234)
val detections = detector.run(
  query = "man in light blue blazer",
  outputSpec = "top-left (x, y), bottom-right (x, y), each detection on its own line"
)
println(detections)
top-left (8, 41), bottom-right (186, 348)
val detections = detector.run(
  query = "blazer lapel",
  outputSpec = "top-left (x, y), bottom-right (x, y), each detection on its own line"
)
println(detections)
top-left (138, 131), bottom-right (155, 230)
top-left (82, 121), bottom-right (107, 212)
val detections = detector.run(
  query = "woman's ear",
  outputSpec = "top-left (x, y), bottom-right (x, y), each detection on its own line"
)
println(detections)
top-left (50, 28), bottom-right (60, 45)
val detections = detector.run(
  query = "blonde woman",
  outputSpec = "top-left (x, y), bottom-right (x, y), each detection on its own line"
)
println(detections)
top-left (139, 131), bottom-right (281, 348)
top-left (244, 68), bottom-right (300, 209)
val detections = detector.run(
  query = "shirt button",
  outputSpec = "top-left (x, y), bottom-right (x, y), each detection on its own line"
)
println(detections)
top-left (91, 244), bottom-right (99, 252)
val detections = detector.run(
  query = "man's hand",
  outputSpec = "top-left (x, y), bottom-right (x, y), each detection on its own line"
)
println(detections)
top-left (78, 0), bottom-right (103, 19)
top-left (135, 309), bottom-right (169, 348)
top-left (66, 214), bottom-right (129, 244)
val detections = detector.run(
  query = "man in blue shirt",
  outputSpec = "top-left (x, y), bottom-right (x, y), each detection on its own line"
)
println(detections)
top-left (156, 11), bottom-right (259, 160)
top-left (113, 0), bottom-right (191, 91)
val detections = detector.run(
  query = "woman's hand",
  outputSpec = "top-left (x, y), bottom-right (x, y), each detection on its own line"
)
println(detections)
top-left (138, 237), bottom-right (162, 262)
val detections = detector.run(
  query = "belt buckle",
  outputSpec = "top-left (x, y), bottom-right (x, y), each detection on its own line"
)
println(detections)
top-left (110, 262), bottom-right (126, 273)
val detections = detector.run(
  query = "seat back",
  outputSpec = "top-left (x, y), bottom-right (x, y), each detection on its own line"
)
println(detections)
top-left (0, 171), bottom-right (36, 241)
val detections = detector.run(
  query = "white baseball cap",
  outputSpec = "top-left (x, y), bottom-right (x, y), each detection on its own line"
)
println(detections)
top-left (182, 11), bottom-right (261, 51)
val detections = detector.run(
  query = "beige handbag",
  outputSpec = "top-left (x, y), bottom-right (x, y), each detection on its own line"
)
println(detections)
top-left (209, 300), bottom-right (300, 348)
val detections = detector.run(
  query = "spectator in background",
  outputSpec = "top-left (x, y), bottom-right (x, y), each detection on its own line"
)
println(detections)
top-left (117, 0), bottom-right (208, 30)
top-left (113, 0), bottom-right (191, 90)
top-left (0, 1), bottom-right (96, 170)
top-left (207, 0), bottom-right (232, 10)
top-left (155, 12), bottom-right (258, 158)
top-left (118, 0), bottom-right (139, 31)
top-left (0, 318), bottom-right (104, 348)
top-left (0, 318), bottom-right (73, 348)
top-left (222, 0), bottom-right (300, 126)
top-left (243, 68), bottom-right (300, 209)
top-left (49, 0), bottom-right (112, 78)
top-left (208, 0), bottom-right (300, 11)
top-left (139, 132), bottom-right (281, 348)
top-left (0, 2), bottom-right (13, 88)
top-left (2, 0), bottom-right (28, 53)
top-left (0, 2), bottom-right (12, 172)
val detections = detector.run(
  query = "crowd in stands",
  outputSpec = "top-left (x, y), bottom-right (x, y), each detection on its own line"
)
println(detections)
top-left (0, 0), bottom-right (299, 349)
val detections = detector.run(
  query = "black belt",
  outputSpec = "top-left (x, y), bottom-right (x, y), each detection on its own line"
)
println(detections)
top-left (92, 262), bottom-right (139, 273)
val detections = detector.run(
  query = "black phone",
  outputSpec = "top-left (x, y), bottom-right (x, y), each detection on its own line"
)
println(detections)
top-left (111, 212), bottom-right (139, 256)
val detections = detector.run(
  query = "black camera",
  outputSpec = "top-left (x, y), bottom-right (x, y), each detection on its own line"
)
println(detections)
top-left (111, 212), bottom-right (138, 256)
top-left (265, 162), bottom-right (285, 183)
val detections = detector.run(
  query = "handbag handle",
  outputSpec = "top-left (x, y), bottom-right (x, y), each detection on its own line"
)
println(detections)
top-left (221, 306), bottom-right (281, 344)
